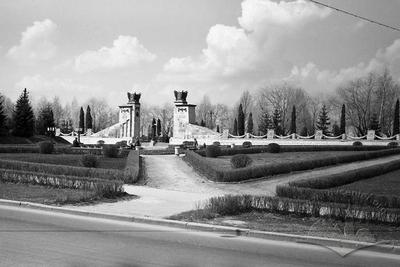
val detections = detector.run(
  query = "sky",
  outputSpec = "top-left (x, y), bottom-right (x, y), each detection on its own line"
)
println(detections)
top-left (1, 0), bottom-right (400, 107)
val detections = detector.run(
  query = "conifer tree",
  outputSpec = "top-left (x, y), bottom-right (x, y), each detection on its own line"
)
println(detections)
top-left (332, 122), bottom-right (341, 136)
top-left (247, 112), bottom-right (254, 134)
top-left (340, 104), bottom-right (346, 134)
top-left (369, 113), bottom-right (380, 133)
top-left (272, 108), bottom-right (282, 135)
top-left (300, 126), bottom-right (308, 136)
top-left (216, 125), bottom-right (220, 133)
top-left (316, 104), bottom-right (331, 135)
top-left (290, 105), bottom-right (296, 134)
top-left (0, 94), bottom-right (6, 135)
top-left (13, 88), bottom-right (35, 137)
top-left (86, 106), bottom-right (93, 130)
top-left (258, 112), bottom-right (271, 135)
top-left (151, 118), bottom-right (156, 138)
top-left (200, 119), bottom-right (206, 127)
top-left (156, 118), bottom-right (161, 136)
top-left (36, 104), bottom-right (55, 135)
top-left (233, 118), bottom-right (238, 135)
top-left (393, 99), bottom-right (399, 135)
top-left (237, 104), bottom-right (245, 135)
top-left (79, 107), bottom-right (85, 133)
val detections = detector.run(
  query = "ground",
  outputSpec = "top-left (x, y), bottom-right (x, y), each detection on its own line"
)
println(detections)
top-left (211, 151), bottom-right (364, 169)
top-left (339, 169), bottom-right (400, 196)
top-left (170, 210), bottom-right (400, 244)
top-left (0, 153), bottom-right (127, 170)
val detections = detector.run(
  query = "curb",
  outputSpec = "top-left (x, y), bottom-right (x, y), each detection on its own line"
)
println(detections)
top-left (1, 199), bottom-right (399, 256)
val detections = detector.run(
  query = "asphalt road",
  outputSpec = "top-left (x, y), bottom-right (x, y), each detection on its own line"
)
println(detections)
top-left (0, 205), bottom-right (399, 267)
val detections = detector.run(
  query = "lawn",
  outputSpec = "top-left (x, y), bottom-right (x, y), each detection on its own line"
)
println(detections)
top-left (0, 182), bottom-right (98, 205)
top-left (208, 151), bottom-right (364, 169)
top-left (170, 210), bottom-right (400, 244)
top-left (0, 153), bottom-right (127, 170)
top-left (338, 169), bottom-right (400, 196)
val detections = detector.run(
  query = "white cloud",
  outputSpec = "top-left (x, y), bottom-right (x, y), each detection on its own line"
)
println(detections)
top-left (6, 19), bottom-right (57, 64)
top-left (286, 38), bottom-right (400, 94)
top-left (74, 35), bottom-right (156, 73)
top-left (160, 0), bottom-right (331, 83)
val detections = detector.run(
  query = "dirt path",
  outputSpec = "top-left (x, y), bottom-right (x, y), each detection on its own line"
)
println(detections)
top-left (142, 154), bottom-right (400, 196)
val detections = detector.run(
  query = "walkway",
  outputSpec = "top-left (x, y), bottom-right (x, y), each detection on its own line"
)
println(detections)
top-left (65, 153), bottom-right (400, 218)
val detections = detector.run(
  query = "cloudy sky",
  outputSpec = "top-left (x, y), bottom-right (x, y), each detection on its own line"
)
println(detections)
top-left (1, 0), bottom-right (400, 107)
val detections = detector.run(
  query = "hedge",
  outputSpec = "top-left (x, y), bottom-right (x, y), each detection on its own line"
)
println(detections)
top-left (123, 150), bottom-right (141, 183)
top-left (0, 159), bottom-right (125, 181)
top-left (184, 148), bottom-right (400, 182)
top-left (205, 195), bottom-right (400, 224)
top-left (276, 185), bottom-right (400, 209)
top-left (0, 168), bottom-right (123, 197)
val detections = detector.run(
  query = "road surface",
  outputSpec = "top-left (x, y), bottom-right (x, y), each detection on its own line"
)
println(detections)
top-left (0, 205), bottom-right (399, 267)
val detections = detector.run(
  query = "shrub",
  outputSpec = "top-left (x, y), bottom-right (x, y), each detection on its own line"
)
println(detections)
top-left (115, 140), bottom-right (127, 147)
top-left (205, 145), bottom-right (221, 158)
top-left (387, 142), bottom-right (399, 148)
top-left (81, 154), bottom-right (98, 168)
top-left (212, 141), bottom-right (221, 146)
top-left (39, 141), bottom-right (54, 154)
top-left (123, 150), bottom-right (140, 183)
top-left (268, 143), bottom-right (280, 153)
top-left (96, 140), bottom-right (105, 148)
top-left (205, 195), bottom-right (253, 216)
top-left (242, 141), bottom-right (252, 148)
top-left (102, 145), bottom-right (119, 158)
top-left (352, 141), bottom-right (363, 147)
top-left (230, 154), bottom-right (252, 168)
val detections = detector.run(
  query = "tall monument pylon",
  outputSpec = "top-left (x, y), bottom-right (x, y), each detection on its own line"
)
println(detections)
top-left (119, 92), bottom-right (141, 138)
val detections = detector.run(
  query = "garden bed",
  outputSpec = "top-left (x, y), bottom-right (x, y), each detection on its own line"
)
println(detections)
top-left (184, 147), bottom-right (400, 182)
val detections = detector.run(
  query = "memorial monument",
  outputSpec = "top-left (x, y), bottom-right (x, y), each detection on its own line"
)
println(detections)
top-left (119, 92), bottom-right (141, 138)
top-left (173, 90), bottom-right (196, 139)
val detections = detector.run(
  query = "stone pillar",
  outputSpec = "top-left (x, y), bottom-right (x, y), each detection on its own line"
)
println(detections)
top-left (367, 130), bottom-right (375, 141)
top-left (119, 92), bottom-right (141, 139)
top-left (222, 129), bottom-right (229, 139)
top-left (267, 129), bottom-right (275, 139)
top-left (315, 130), bottom-right (323, 140)
top-left (172, 91), bottom-right (196, 139)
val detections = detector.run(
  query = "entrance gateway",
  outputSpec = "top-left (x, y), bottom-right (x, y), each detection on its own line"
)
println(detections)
top-left (118, 92), bottom-right (141, 139)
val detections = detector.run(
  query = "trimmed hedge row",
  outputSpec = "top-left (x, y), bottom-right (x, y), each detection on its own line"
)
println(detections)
top-left (185, 148), bottom-right (400, 182)
top-left (0, 159), bottom-right (125, 181)
top-left (288, 159), bottom-right (400, 189)
top-left (0, 168), bottom-right (124, 197)
top-left (205, 194), bottom-right (400, 224)
top-left (276, 185), bottom-right (400, 209)
top-left (124, 150), bottom-right (141, 183)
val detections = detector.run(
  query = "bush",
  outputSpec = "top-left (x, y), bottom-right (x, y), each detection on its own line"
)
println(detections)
top-left (96, 140), bottom-right (105, 148)
top-left (352, 141), bottom-right (363, 147)
top-left (102, 145), bottom-right (119, 158)
top-left (123, 150), bottom-right (140, 183)
top-left (268, 143), bottom-right (280, 153)
top-left (212, 141), bottom-right (221, 146)
top-left (242, 141), bottom-right (252, 148)
top-left (115, 140), bottom-right (127, 147)
top-left (39, 141), bottom-right (54, 154)
top-left (387, 142), bottom-right (399, 148)
top-left (230, 154), bottom-right (252, 169)
top-left (81, 154), bottom-right (98, 168)
top-left (205, 145), bottom-right (221, 158)
top-left (205, 195), bottom-right (253, 216)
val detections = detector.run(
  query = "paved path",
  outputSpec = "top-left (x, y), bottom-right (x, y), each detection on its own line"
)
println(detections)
top-left (67, 153), bottom-right (400, 218)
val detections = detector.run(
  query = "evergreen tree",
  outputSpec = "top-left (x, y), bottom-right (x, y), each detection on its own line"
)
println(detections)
top-left (0, 94), bottom-right (6, 135)
top-left (36, 104), bottom-right (55, 135)
top-left (237, 104), bottom-right (245, 135)
top-left (86, 106), bottom-right (93, 130)
top-left (247, 112), bottom-right (254, 134)
top-left (316, 104), bottom-right (331, 135)
top-left (233, 118), bottom-right (238, 135)
top-left (79, 107), bottom-right (85, 133)
top-left (369, 113), bottom-right (380, 132)
top-left (258, 112), bottom-right (271, 135)
top-left (216, 125), bottom-right (220, 133)
top-left (332, 122), bottom-right (341, 136)
top-left (151, 118), bottom-right (156, 138)
top-left (340, 104), bottom-right (346, 134)
top-left (300, 126), bottom-right (308, 136)
top-left (156, 118), bottom-right (162, 136)
top-left (290, 105), bottom-right (296, 134)
top-left (272, 108), bottom-right (282, 135)
top-left (200, 119), bottom-right (206, 127)
top-left (13, 88), bottom-right (35, 137)
top-left (393, 99), bottom-right (400, 135)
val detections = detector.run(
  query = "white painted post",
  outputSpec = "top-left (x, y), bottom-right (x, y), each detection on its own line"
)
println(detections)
top-left (267, 129), bottom-right (275, 139)
top-left (315, 130), bottom-right (323, 140)
top-left (397, 134), bottom-right (400, 141)
top-left (367, 130), bottom-right (375, 141)
top-left (342, 133), bottom-right (346, 140)
top-left (174, 146), bottom-right (180, 156)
